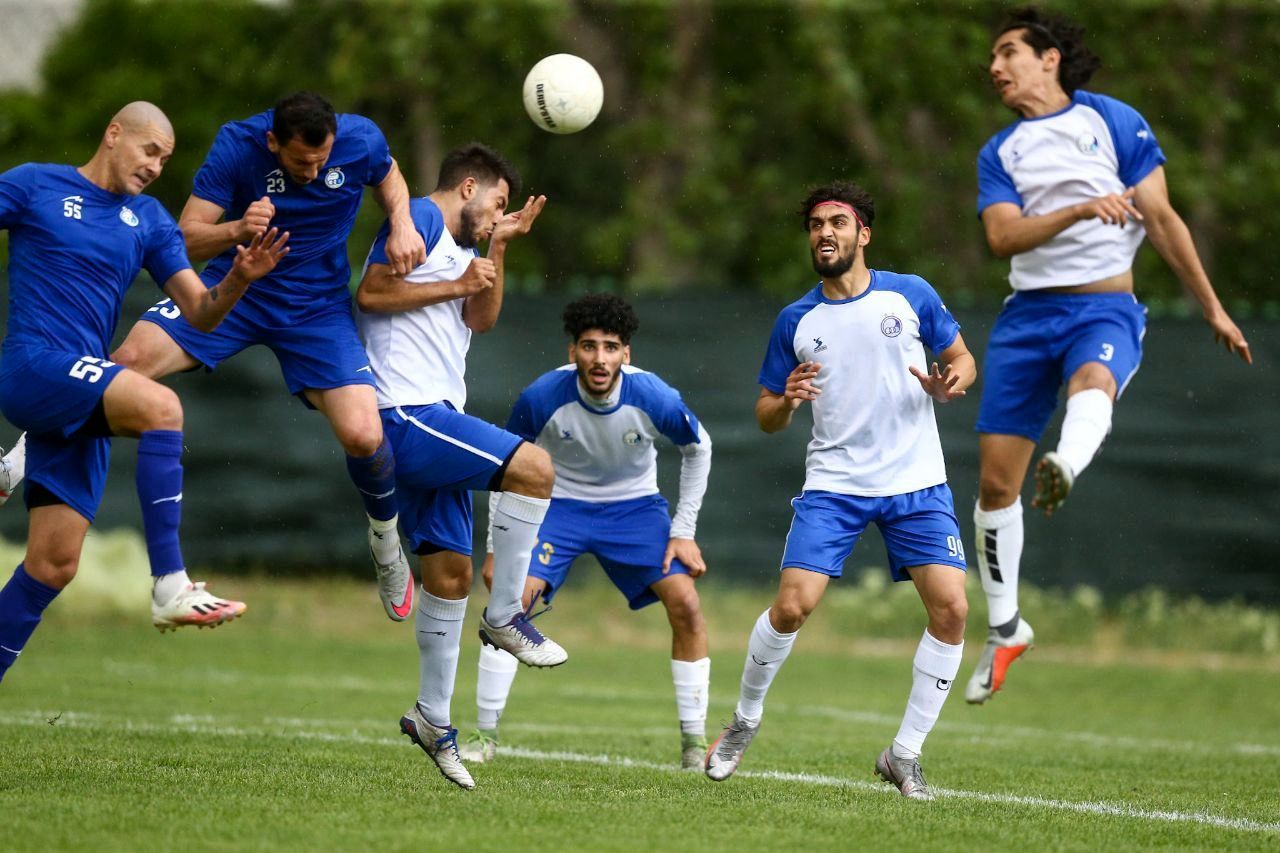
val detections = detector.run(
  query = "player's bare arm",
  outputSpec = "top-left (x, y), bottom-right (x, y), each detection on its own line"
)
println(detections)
top-left (982, 189), bottom-right (1143, 259)
top-left (1133, 167), bottom-right (1252, 364)
top-left (355, 257), bottom-right (495, 314)
top-left (756, 361), bottom-right (821, 433)
top-left (463, 195), bottom-right (547, 334)
top-left (178, 195), bottom-right (275, 262)
top-left (163, 228), bottom-right (289, 331)
top-left (910, 334), bottom-right (977, 403)
top-left (372, 158), bottom-right (427, 276)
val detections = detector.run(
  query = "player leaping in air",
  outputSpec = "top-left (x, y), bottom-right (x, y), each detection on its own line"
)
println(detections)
top-left (353, 143), bottom-right (565, 790)
top-left (0, 102), bottom-right (287, 684)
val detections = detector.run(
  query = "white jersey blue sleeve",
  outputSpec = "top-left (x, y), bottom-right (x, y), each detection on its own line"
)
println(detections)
top-left (0, 163), bottom-right (190, 355)
top-left (760, 272), bottom-right (958, 497)
top-left (976, 90), bottom-right (1166, 291)
top-left (356, 196), bottom-right (477, 410)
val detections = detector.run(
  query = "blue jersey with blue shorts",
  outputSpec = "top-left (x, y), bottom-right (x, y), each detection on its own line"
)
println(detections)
top-left (0, 162), bottom-right (191, 520)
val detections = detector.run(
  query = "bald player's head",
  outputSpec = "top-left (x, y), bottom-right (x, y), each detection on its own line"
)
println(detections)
top-left (96, 101), bottom-right (176, 195)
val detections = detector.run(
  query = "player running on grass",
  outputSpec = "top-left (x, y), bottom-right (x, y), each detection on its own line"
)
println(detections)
top-left (0, 91), bottom-right (427, 625)
top-left (966, 6), bottom-right (1252, 704)
top-left (704, 181), bottom-right (975, 800)
top-left (461, 293), bottom-right (713, 769)
top-left (0, 102), bottom-right (288, 683)
top-left (353, 143), bottom-right (565, 789)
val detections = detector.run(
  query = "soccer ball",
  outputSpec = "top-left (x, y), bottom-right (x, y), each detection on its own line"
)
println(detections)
top-left (522, 54), bottom-right (603, 134)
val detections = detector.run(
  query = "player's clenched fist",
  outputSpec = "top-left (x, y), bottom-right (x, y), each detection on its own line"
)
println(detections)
top-left (784, 361), bottom-right (822, 408)
top-left (237, 195), bottom-right (275, 241)
top-left (459, 257), bottom-right (497, 294)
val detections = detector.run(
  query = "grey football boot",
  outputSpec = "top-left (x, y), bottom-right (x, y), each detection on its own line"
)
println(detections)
top-left (704, 712), bottom-right (759, 781)
top-left (875, 748), bottom-right (934, 801)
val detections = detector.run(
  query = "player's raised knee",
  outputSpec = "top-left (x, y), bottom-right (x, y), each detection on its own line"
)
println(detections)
top-left (502, 442), bottom-right (554, 498)
top-left (25, 551), bottom-right (81, 590)
top-left (977, 473), bottom-right (1019, 510)
top-left (142, 384), bottom-right (184, 431)
top-left (337, 421), bottom-right (383, 458)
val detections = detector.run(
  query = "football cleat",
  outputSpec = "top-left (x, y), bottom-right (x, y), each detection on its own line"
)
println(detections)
top-left (964, 617), bottom-right (1035, 704)
top-left (478, 608), bottom-right (567, 668)
top-left (875, 747), bottom-right (934, 801)
top-left (681, 731), bottom-right (708, 770)
top-left (459, 728), bottom-right (499, 764)
top-left (1032, 451), bottom-right (1074, 516)
top-left (369, 527), bottom-right (413, 622)
top-left (0, 433), bottom-right (27, 508)
top-left (151, 582), bottom-right (246, 632)
top-left (704, 712), bottom-right (759, 781)
top-left (400, 704), bottom-right (475, 790)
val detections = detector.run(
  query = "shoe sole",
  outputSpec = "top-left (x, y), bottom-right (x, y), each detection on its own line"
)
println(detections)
top-left (1033, 455), bottom-right (1072, 514)
top-left (477, 627), bottom-right (567, 668)
top-left (153, 604), bottom-right (247, 633)
top-left (400, 716), bottom-right (475, 790)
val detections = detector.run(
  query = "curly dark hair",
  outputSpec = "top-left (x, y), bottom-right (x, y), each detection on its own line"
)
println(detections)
top-left (798, 181), bottom-right (875, 231)
top-left (562, 293), bottom-right (640, 344)
top-left (996, 6), bottom-right (1101, 94)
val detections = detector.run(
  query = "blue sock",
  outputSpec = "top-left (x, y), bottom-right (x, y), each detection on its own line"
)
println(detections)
top-left (346, 438), bottom-right (397, 522)
top-left (0, 564), bottom-right (61, 684)
top-left (137, 430), bottom-right (185, 577)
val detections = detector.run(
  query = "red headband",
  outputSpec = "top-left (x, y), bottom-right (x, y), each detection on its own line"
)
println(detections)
top-left (809, 200), bottom-right (866, 231)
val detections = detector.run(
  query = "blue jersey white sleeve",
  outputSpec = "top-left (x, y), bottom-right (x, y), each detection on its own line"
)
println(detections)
top-left (356, 196), bottom-right (477, 410)
top-left (760, 272), bottom-right (958, 497)
top-left (510, 365), bottom-right (711, 533)
top-left (976, 90), bottom-right (1166, 291)
top-left (0, 163), bottom-right (189, 355)
top-left (193, 111), bottom-right (394, 314)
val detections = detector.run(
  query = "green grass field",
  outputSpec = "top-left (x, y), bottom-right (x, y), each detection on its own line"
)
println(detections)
top-left (2, 572), bottom-right (1278, 851)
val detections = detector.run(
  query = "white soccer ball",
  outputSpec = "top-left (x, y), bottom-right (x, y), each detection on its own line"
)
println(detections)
top-left (522, 54), bottom-right (603, 135)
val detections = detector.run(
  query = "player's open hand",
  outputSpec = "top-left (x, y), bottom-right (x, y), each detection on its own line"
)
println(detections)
top-left (459, 258), bottom-right (498, 295)
top-left (664, 537), bottom-right (706, 578)
top-left (1074, 187), bottom-right (1142, 228)
top-left (238, 196), bottom-right (275, 242)
top-left (384, 223), bottom-right (428, 277)
top-left (784, 361), bottom-right (822, 409)
top-left (231, 227), bottom-right (289, 283)
top-left (491, 195), bottom-right (548, 245)
top-left (910, 361), bottom-right (966, 403)
top-left (1205, 308), bottom-right (1253, 364)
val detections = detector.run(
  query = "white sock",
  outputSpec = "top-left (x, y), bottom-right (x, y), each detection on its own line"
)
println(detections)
top-left (1055, 388), bottom-right (1113, 478)
top-left (672, 657), bottom-right (710, 736)
top-left (974, 499), bottom-right (1023, 629)
top-left (892, 630), bottom-right (963, 758)
top-left (487, 492), bottom-right (549, 626)
top-left (736, 609), bottom-right (798, 724)
top-left (1, 432), bottom-right (26, 491)
top-left (152, 569), bottom-right (192, 605)
top-left (476, 643), bottom-right (519, 730)
top-left (368, 514), bottom-right (401, 565)
top-left (415, 590), bottom-right (467, 727)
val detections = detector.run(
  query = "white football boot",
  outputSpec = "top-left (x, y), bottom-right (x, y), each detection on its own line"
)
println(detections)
top-left (459, 728), bottom-right (499, 764)
top-left (0, 433), bottom-right (27, 507)
top-left (964, 617), bottom-right (1035, 704)
top-left (478, 609), bottom-right (567, 668)
top-left (400, 704), bottom-right (475, 790)
top-left (1032, 451), bottom-right (1074, 516)
top-left (152, 582), bottom-right (246, 632)
top-left (705, 712), bottom-right (759, 781)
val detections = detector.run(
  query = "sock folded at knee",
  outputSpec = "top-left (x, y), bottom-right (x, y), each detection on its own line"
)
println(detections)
top-left (974, 498), bottom-right (1022, 629)
top-left (672, 657), bottom-right (710, 735)
top-left (0, 564), bottom-right (61, 683)
top-left (892, 630), bottom-right (963, 758)
top-left (136, 430), bottom-right (185, 577)
top-left (1055, 388), bottom-right (1113, 479)
top-left (736, 609), bottom-right (797, 724)
top-left (416, 590), bottom-right (468, 727)
top-left (487, 492), bottom-right (549, 626)
top-left (476, 643), bottom-right (520, 730)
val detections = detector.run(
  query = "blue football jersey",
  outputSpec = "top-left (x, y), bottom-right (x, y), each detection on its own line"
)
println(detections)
top-left (192, 110), bottom-right (394, 312)
top-left (0, 163), bottom-right (190, 354)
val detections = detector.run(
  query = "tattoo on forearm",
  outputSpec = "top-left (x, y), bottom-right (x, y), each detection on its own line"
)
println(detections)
top-left (209, 285), bottom-right (219, 301)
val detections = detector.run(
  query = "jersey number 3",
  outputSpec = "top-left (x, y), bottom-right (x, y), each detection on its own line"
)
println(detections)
top-left (537, 542), bottom-right (555, 566)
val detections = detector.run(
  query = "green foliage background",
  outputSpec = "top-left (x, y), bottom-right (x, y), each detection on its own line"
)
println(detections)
top-left (1, 0), bottom-right (1277, 306)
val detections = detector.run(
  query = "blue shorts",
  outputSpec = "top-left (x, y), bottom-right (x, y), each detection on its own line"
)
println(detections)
top-left (0, 343), bottom-right (126, 522)
top-left (139, 294), bottom-right (375, 403)
top-left (780, 485), bottom-right (967, 581)
top-left (530, 495), bottom-right (689, 611)
top-left (382, 403), bottom-right (524, 556)
top-left (977, 291), bottom-right (1147, 441)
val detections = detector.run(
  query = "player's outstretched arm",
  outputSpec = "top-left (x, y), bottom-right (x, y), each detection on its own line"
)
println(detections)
top-left (179, 195), bottom-right (275, 263)
top-left (909, 333), bottom-right (977, 403)
top-left (355, 258), bottom-right (496, 314)
top-left (163, 228), bottom-right (289, 331)
top-left (756, 361), bottom-right (820, 433)
top-left (667, 425), bottom-right (711, 576)
top-left (463, 195), bottom-right (548, 334)
top-left (1134, 167), bottom-right (1252, 364)
top-left (982, 190), bottom-right (1142, 258)
top-left (371, 159), bottom-right (426, 277)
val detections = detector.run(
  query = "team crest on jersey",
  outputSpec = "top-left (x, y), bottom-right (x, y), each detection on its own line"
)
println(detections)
top-left (560, 429), bottom-right (574, 441)
top-left (118, 206), bottom-right (139, 227)
top-left (880, 314), bottom-right (903, 338)
top-left (623, 430), bottom-right (642, 446)
top-left (324, 167), bottom-right (345, 189)
top-left (812, 337), bottom-right (828, 353)
top-left (1075, 132), bottom-right (1099, 154)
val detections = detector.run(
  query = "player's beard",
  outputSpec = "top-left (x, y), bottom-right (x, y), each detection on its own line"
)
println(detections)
top-left (811, 243), bottom-right (856, 278)
top-left (457, 201), bottom-right (483, 249)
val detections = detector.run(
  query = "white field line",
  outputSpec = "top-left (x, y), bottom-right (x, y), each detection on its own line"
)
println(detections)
top-left (1, 709), bottom-right (1278, 835)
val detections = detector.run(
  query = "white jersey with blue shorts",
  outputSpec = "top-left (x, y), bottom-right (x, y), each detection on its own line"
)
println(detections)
top-left (976, 90), bottom-right (1166, 440)
top-left (758, 271), bottom-right (967, 580)
top-left (499, 365), bottom-right (711, 610)
top-left (357, 197), bottom-right (522, 556)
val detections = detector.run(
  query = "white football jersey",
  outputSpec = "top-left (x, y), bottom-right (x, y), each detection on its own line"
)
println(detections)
top-left (759, 271), bottom-right (959, 497)
top-left (977, 90), bottom-right (1166, 291)
top-left (356, 196), bottom-right (476, 410)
